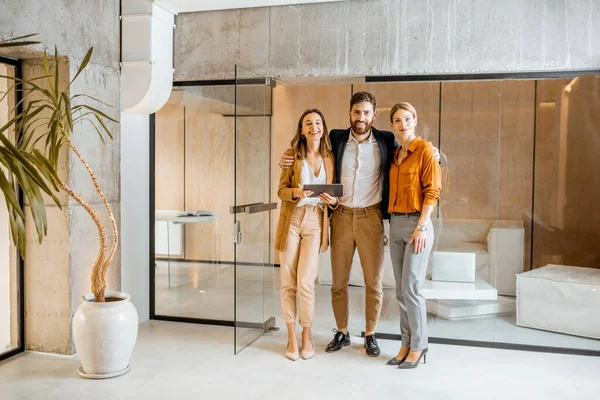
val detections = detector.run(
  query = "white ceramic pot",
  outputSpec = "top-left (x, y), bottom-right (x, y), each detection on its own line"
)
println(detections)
top-left (72, 291), bottom-right (139, 379)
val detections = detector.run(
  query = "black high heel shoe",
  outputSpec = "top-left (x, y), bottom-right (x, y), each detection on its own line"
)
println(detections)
top-left (386, 352), bottom-right (409, 365)
top-left (397, 348), bottom-right (428, 369)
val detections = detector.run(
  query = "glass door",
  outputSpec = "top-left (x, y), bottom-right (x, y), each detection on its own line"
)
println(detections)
top-left (233, 65), bottom-right (276, 353)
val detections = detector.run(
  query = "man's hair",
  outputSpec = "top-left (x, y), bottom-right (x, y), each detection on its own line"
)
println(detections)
top-left (349, 91), bottom-right (376, 110)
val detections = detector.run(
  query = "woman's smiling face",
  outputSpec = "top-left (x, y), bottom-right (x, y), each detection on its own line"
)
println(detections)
top-left (302, 112), bottom-right (324, 144)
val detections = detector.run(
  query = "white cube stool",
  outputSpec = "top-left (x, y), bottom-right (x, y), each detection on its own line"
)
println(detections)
top-left (517, 264), bottom-right (600, 339)
top-left (431, 251), bottom-right (476, 283)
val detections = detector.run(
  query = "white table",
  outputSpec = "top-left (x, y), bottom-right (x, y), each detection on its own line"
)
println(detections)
top-left (155, 210), bottom-right (222, 288)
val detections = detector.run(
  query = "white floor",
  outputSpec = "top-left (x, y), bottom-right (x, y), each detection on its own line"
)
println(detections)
top-left (1, 321), bottom-right (599, 400)
top-left (155, 261), bottom-right (600, 351)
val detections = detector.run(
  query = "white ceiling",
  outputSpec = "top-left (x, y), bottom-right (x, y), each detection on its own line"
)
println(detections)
top-left (156, 0), bottom-right (343, 13)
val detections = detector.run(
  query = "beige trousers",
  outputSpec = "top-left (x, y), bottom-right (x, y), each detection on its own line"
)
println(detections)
top-left (280, 205), bottom-right (323, 327)
top-left (330, 203), bottom-right (385, 333)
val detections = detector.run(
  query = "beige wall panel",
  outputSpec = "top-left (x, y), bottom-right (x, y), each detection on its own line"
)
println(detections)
top-left (440, 81), bottom-right (502, 221)
top-left (354, 82), bottom-right (441, 147)
top-left (155, 103), bottom-right (185, 211)
top-left (183, 113), bottom-right (270, 264)
top-left (498, 80), bottom-right (535, 270)
top-left (271, 84), bottom-right (350, 263)
top-left (533, 80), bottom-right (566, 229)
top-left (184, 112), bottom-right (234, 262)
top-left (440, 81), bottom-right (535, 272)
top-left (234, 116), bottom-right (271, 264)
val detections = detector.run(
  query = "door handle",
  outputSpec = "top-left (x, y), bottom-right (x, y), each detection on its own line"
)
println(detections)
top-left (229, 202), bottom-right (263, 214)
top-left (233, 220), bottom-right (242, 244)
top-left (246, 202), bottom-right (277, 214)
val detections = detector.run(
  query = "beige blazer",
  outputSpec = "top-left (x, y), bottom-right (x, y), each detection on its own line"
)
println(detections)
top-left (275, 149), bottom-right (335, 253)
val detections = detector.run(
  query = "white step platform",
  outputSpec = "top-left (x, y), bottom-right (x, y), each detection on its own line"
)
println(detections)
top-left (431, 250), bottom-right (476, 283)
top-left (422, 278), bottom-right (497, 300)
top-left (426, 296), bottom-right (516, 320)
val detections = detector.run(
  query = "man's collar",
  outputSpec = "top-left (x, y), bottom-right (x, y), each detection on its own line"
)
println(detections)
top-left (349, 128), bottom-right (375, 144)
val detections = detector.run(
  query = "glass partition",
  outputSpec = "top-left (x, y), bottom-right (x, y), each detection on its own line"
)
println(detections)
top-left (271, 75), bottom-right (600, 354)
top-left (152, 69), bottom-right (276, 354)
top-left (153, 84), bottom-right (235, 321)
top-left (153, 72), bottom-right (600, 355)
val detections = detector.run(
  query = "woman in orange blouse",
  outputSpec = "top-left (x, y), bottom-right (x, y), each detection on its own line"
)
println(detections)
top-left (386, 102), bottom-right (441, 369)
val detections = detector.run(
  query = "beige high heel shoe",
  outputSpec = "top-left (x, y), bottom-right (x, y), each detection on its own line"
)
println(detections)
top-left (286, 342), bottom-right (299, 361)
top-left (301, 340), bottom-right (315, 360)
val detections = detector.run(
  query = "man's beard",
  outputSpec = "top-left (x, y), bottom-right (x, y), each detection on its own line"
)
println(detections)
top-left (351, 120), bottom-right (372, 135)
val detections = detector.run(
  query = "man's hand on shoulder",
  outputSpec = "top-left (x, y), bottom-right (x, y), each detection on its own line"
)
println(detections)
top-left (279, 150), bottom-right (294, 169)
top-left (428, 141), bottom-right (441, 163)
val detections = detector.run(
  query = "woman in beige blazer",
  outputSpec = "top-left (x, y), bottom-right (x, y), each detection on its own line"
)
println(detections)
top-left (275, 109), bottom-right (338, 361)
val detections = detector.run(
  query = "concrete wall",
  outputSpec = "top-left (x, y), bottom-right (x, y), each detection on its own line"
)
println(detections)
top-left (0, 0), bottom-right (120, 354)
top-left (174, 0), bottom-right (600, 80)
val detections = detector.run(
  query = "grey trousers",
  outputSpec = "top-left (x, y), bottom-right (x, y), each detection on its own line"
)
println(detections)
top-left (389, 214), bottom-right (434, 350)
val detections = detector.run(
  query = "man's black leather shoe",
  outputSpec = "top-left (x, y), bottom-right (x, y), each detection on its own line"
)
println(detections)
top-left (325, 330), bottom-right (351, 352)
top-left (364, 334), bottom-right (381, 357)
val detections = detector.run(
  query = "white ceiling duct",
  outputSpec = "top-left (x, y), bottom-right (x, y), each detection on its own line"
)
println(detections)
top-left (120, 0), bottom-right (342, 114)
top-left (121, 1), bottom-right (176, 114)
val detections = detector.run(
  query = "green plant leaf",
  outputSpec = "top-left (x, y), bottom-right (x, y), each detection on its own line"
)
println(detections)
top-left (54, 47), bottom-right (59, 100)
top-left (69, 47), bottom-right (93, 87)
top-left (0, 33), bottom-right (40, 49)
top-left (71, 93), bottom-right (113, 108)
top-left (0, 168), bottom-right (25, 221)
top-left (78, 104), bottom-right (118, 123)
top-left (43, 50), bottom-right (55, 98)
top-left (87, 119), bottom-right (106, 145)
top-left (61, 92), bottom-right (73, 130)
top-left (94, 114), bottom-right (113, 140)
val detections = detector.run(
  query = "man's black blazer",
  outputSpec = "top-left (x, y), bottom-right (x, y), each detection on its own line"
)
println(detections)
top-left (329, 127), bottom-right (397, 219)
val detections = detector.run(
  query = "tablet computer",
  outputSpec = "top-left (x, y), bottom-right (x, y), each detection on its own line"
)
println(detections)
top-left (303, 184), bottom-right (343, 197)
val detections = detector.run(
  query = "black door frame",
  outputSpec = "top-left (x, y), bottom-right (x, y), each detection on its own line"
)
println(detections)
top-left (149, 79), bottom-right (275, 331)
top-left (0, 55), bottom-right (25, 362)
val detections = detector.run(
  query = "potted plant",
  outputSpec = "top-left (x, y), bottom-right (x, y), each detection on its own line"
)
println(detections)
top-left (0, 37), bottom-right (138, 378)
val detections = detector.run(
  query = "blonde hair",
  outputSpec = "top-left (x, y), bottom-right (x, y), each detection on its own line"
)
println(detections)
top-left (390, 102), bottom-right (418, 122)
top-left (290, 109), bottom-right (332, 159)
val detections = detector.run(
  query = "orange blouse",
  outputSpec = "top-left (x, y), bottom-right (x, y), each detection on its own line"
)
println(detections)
top-left (389, 137), bottom-right (441, 214)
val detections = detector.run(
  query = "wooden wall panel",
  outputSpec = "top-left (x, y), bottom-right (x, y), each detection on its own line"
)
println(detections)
top-left (183, 113), bottom-right (270, 264)
top-left (154, 103), bottom-right (185, 210)
top-left (440, 81), bottom-right (503, 220)
top-left (440, 80), bottom-right (535, 270)
top-left (184, 112), bottom-right (234, 263)
top-left (235, 116), bottom-right (271, 264)
top-left (498, 80), bottom-right (535, 270)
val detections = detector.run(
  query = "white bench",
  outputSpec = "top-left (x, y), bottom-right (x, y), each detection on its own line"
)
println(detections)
top-left (517, 264), bottom-right (600, 339)
top-left (431, 250), bottom-right (476, 283)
